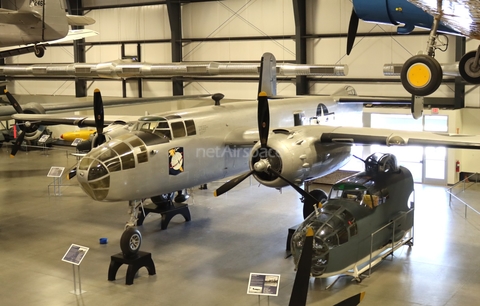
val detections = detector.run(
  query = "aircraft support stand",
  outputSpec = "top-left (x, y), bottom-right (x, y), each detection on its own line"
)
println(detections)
top-left (108, 251), bottom-right (156, 285)
top-left (137, 201), bottom-right (191, 230)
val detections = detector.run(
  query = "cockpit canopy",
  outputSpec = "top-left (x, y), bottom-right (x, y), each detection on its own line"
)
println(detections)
top-left (329, 175), bottom-right (389, 209)
top-left (131, 115), bottom-right (197, 141)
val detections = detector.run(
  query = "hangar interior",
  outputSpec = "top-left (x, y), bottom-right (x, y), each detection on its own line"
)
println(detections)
top-left (1, 0), bottom-right (480, 305)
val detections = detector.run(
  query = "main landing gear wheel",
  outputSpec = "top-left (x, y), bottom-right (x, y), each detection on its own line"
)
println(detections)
top-left (459, 50), bottom-right (480, 84)
top-left (303, 189), bottom-right (328, 219)
top-left (33, 45), bottom-right (45, 58)
top-left (120, 227), bottom-right (142, 258)
top-left (401, 54), bottom-right (443, 96)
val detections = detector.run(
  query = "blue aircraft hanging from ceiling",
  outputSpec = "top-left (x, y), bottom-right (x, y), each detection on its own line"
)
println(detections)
top-left (347, 0), bottom-right (479, 96)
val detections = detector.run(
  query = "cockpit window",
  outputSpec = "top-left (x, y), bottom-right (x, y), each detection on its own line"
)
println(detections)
top-left (171, 121), bottom-right (186, 138)
top-left (112, 142), bottom-right (135, 170)
top-left (185, 120), bottom-right (196, 136)
top-left (129, 138), bottom-right (148, 164)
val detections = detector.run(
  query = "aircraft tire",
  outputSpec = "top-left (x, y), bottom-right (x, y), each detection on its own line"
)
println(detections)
top-left (303, 189), bottom-right (328, 219)
top-left (120, 227), bottom-right (142, 258)
top-left (400, 54), bottom-right (442, 96)
top-left (34, 46), bottom-right (45, 58)
top-left (459, 51), bottom-right (480, 84)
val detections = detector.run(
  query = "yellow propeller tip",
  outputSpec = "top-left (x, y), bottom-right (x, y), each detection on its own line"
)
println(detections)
top-left (10, 154), bottom-right (15, 158)
top-left (360, 291), bottom-right (366, 301)
top-left (259, 91), bottom-right (267, 97)
top-left (213, 191), bottom-right (218, 197)
top-left (4, 89), bottom-right (8, 93)
top-left (94, 88), bottom-right (100, 93)
top-left (306, 227), bottom-right (314, 237)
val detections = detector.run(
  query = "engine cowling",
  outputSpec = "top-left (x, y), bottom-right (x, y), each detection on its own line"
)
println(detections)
top-left (19, 102), bottom-right (46, 140)
top-left (249, 128), bottom-right (352, 188)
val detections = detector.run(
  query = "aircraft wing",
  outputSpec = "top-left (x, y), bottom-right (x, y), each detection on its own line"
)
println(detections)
top-left (11, 114), bottom-right (137, 127)
top-left (318, 125), bottom-right (480, 150)
top-left (46, 29), bottom-right (98, 44)
top-left (408, 0), bottom-right (480, 39)
top-left (0, 8), bottom-right (41, 25)
top-left (1, 94), bottom-right (211, 119)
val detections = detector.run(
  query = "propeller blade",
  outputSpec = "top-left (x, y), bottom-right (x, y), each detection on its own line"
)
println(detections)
top-left (268, 167), bottom-right (321, 207)
top-left (68, 167), bottom-right (77, 180)
top-left (10, 130), bottom-right (25, 157)
top-left (288, 227), bottom-right (314, 306)
top-left (257, 91), bottom-right (270, 148)
top-left (346, 8), bottom-right (359, 55)
top-left (93, 89), bottom-right (104, 136)
top-left (4, 89), bottom-right (23, 113)
top-left (213, 170), bottom-right (255, 197)
top-left (333, 292), bottom-right (366, 306)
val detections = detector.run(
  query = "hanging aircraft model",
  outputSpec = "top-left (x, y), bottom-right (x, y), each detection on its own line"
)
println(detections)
top-left (347, 0), bottom-right (480, 96)
top-left (12, 52), bottom-right (480, 262)
top-left (0, 0), bottom-right (97, 58)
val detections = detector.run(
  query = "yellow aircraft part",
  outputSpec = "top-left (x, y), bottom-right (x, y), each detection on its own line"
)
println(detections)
top-left (60, 130), bottom-right (95, 141)
top-left (406, 63), bottom-right (431, 88)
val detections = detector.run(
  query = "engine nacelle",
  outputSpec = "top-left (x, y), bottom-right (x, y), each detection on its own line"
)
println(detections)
top-left (249, 128), bottom-right (352, 188)
top-left (20, 102), bottom-right (46, 140)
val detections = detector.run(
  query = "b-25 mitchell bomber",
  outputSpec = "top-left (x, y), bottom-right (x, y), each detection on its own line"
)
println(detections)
top-left (12, 53), bottom-right (480, 260)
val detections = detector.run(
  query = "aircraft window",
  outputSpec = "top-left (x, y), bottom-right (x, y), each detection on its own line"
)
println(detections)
top-left (171, 121), bottom-right (186, 138)
top-left (349, 223), bottom-right (358, 237)
top-left (317, 226), bottom-right (339, 248)
top-left (92, 189), bottom-right (109, 201)
top-left (89, 178), bottom-right (110, 189)
top-left (88, 161), bottom-right (108, 181)
top-left (104, 158), bottom-right (121, 172)
top-left (166, 115), bottom-right (181, 120)
top-left (79, 157), bottom-right (93, 171)
top-left (157, 121), bottom-right (169, 129)
top-left (337, 227), bottom-right (348, 245)
top-left (97, 148), bottom-right (118, 162)
top-left (129, 137), bottom-right (144, 148)
top-left (139, 122), bottom-right (155, 132)
top-left (133, 145), bottom-right (148, 164)
top-left (185, 120), bottom-right (196, 136)
top-left (153, 128), bottom-right (171, 140)
top-left (112, 142), bottom-right (135, 170)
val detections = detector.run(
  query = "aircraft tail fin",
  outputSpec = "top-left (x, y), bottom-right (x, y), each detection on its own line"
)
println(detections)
top-left (258, 52), bottom-right (277, 97)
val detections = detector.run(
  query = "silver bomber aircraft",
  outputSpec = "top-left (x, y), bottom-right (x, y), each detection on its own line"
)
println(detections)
top-left (12, 52), bottom-right (480, 259)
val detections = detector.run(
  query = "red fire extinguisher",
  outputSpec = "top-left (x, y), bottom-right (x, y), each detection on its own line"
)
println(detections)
top-left (456, 160), bottom-right (460, 173)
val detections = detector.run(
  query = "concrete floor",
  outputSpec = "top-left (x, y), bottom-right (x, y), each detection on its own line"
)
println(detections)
top-left (1, 146), bottom-right (480, 306)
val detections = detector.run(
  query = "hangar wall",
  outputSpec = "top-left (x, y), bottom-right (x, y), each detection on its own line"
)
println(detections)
top-left (4, 0), bottom-right (480, 184)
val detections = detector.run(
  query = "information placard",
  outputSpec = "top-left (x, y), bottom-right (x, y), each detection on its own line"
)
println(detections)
top-left (247, 273), bottom-right (280, 296)
top-left (47, 166), bottom-right (65, 178)
top-left (71, 138), bottom-right (84, 146)
top-left (38, 134), bottom-right (50, 143)
top-left (62, 244), bottom-right (89, 265)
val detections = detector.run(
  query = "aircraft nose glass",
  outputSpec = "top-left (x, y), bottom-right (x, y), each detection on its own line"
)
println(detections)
top-left (78, 156), bottom-right (111, 201)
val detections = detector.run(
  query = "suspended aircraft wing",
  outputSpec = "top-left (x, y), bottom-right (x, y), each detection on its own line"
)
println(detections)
top-left (1, 94), bottom-right (211, 119)
top-left (318, 125), bottom-right (480, 149)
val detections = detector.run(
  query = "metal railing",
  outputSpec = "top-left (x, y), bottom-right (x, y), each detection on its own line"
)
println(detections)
top-left (446, 173), bottom-right (480, 219)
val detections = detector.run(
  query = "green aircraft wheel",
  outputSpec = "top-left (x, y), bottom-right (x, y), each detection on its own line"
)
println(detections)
top-left (120, 227), bottom-right (142, 258)
top-left (459, 50), bottom-right (480, 84)
top-left (401, 54), bottom-right (442, 96)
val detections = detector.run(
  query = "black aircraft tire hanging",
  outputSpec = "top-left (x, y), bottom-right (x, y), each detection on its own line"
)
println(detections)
top-left (120, 227), bottom-right (142, 258)
top-left (400, 54), bottom-right (443, 96)
top-left (459, 50), bottom-right (480, 84)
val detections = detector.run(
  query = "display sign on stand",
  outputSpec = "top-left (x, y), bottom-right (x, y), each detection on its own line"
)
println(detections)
top-left (247, 272), bottom-right (281, 297)
top-left (47, 166), bottom-right (65, 196)
top-left (71, 138), bottom-right (84, 147)
top-left (62, 244), bottom-right (89, 295)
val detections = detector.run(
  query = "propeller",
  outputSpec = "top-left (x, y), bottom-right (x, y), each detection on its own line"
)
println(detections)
top-left (92, 89), bottom-right (106, 147)
top-left (346, 8), bottom-right (359, 55)
top-left (288, 226), bottom-right (365, 306)
top-left (68, 89), bottom-right (106, 179)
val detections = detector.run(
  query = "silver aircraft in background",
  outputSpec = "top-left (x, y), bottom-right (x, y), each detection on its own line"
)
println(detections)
top-left (12, 52), bottom-right (480, 259)
top-left (0, 0), bottom-right (96, 58)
